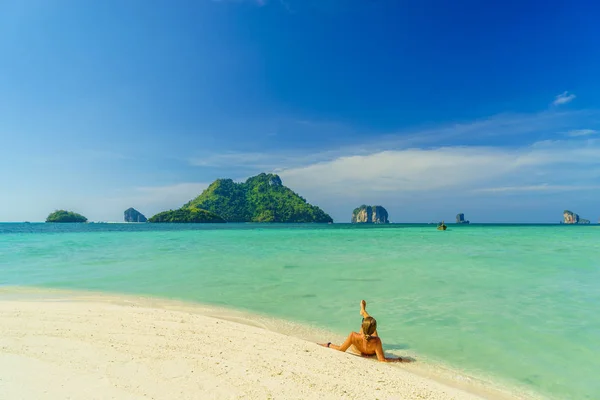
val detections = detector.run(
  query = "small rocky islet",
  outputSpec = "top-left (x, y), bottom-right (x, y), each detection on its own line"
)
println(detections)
top-left (351, 205), bottom-right (389, 224)
top-left (562, 210), bottom-right (590, 224)
top-left (124, 208), bottom-right (147, 223)
top-left (456, 213), bottom-right (470, 224)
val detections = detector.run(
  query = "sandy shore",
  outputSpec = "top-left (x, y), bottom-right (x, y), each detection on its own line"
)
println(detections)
top-left (0, 290), bottom-right (527, 400)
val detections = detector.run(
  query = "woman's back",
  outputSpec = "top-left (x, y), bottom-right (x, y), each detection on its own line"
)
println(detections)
top-left (350, 331), bottom-right (381, 356)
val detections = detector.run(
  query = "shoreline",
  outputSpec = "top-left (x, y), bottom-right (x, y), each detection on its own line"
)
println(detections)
top-left (0, 287), bottom-right (538, 400)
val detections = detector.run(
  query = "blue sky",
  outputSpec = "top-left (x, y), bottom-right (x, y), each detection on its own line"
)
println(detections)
top-left (1, 0), bottom-right (600, 222)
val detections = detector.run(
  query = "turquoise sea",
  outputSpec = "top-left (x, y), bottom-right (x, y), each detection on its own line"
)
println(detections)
top-left (1, 223), bottom-right (599, 399)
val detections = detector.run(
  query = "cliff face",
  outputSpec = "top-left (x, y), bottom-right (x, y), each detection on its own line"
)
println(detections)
top-left (351, 205), bottom-right (389, 224)
top-left (563, 210), bottom-right (578, 224)
top-left (124, 208), bottom-right (147, 223)
top-left (456, 213), bottom-right (470, 224)
top-left (563, 210), bottom-right (590, 224)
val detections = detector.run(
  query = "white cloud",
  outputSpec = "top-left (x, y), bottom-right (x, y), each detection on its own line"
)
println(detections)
top-left (189, 110), bottom-right (599, 172)
top-left (553, 91), bottom-right (576, 106)
top-left (276, 139), bottom-right (600, 200)
top-left (567, 129), bottom-right (597, 137)
top-left (280, 148), bottom-right (518, 194)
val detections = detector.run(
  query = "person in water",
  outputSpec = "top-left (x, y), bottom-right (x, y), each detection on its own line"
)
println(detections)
top-left (319, 300), bottom-right (408, 362)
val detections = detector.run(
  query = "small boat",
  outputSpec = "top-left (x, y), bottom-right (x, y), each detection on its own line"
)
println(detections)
top-left (437, 221), bottom-right (447, 231)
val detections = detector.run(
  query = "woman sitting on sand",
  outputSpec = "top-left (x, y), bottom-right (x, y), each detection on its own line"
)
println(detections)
top-left (320, 300), bottom-right (408, 363)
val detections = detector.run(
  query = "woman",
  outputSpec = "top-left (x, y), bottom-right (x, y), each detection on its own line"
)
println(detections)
top-left (320, 300), bottom-right (408, 362)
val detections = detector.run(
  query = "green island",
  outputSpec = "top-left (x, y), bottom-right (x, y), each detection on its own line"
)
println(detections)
top-left (148, 207), bottom-right (225, 223)
top-left (149, 173), bottom-right (333, 223)
top-left (46, 210), bottom-right (88, 223)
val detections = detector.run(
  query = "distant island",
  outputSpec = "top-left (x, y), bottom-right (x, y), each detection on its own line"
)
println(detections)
top-left (456, 213), bottom-right (470, 224)
top-left (563, 210), bottom-right (590, 224)
top-left (46, 210), bottom-right (88, 223)
top-left (149, 173), bottom-right (333, 223)
top-left (351, 205), bottom-right (389, 224)
top-left (124, 208), bottom-right (147, 223)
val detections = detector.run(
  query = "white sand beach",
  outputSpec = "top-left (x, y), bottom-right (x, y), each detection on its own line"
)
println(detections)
top-left (0, 290), bottom-right (528, 400)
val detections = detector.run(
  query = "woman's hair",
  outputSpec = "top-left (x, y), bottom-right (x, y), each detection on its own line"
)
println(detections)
top-left (361, 316), bottom-right (377, 341)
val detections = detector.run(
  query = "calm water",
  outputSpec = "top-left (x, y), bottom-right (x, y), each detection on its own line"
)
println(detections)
top-left (1, 223), bottom-right (599, 399)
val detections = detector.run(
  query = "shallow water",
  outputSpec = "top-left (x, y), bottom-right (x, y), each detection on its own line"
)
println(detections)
top-left (1, 223), bottom-right (599, 399)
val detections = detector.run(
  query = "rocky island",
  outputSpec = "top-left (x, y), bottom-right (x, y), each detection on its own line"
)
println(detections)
top-left (351, 205), bottom-right (389, 224)
top-left (46, 210), bottom-right (88, 223)
top-left (124, 208), bottom-right (147, 223)
top-left (149, 173), bottom-right (333, 223)
top-left (563, 210), bottom-right (590, 224)
top-left (456, 213), bottom-right (470, 224)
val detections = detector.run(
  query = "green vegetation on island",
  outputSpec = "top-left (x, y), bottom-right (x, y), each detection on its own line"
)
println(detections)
top-left (149, 173), bottom-right (333, 223)
top-left (46, 210), bottom-right (88, 223)
top-left (148, 207), bottom-right (226, 223)
top-left (184, 173), bottom-right (333, 223)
